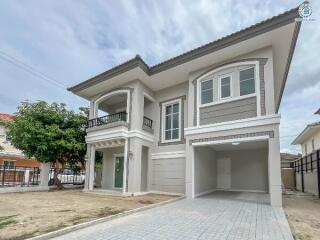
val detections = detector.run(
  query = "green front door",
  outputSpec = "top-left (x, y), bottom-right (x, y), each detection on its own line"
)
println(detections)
top-left (114, 156), bottom-right (124, 188)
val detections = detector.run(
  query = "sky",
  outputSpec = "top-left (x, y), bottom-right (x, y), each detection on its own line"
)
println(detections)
top-left (0, 0), bottom-right (319, 153)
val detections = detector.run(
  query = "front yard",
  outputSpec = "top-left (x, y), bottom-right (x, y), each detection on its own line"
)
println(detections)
top-left (0, 190), bottom-right (177, 240)
top-left (283, 191), bottom-right (320, 240)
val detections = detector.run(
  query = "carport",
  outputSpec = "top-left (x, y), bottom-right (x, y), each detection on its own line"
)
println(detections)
top-left (193, 139), bottom-right (269, 199)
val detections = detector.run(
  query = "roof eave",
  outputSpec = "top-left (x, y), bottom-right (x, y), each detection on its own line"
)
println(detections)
top-left (67, 5), bottom-right (300, 95)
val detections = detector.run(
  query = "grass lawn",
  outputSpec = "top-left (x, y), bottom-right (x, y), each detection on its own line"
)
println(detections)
top-left (0, 189), bottom-right (178, 240)
top-left (283, 191), bottom-right (320, 240)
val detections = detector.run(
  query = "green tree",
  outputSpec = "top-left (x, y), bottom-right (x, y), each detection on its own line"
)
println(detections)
top-left (6, 101), bottom-right (87, 189)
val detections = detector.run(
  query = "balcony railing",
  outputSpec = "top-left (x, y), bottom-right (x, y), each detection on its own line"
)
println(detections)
top-left (143, 116), bottom-right (153, 129)
top-left (87, 112), bottom-right (127, 128)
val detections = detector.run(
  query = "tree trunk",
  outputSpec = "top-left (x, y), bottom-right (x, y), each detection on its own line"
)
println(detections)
top-left (53, 167), bottom-right (65, 190)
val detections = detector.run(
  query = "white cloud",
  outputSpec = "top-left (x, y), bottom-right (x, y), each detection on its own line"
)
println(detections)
top-left (0, 0), bottom-right (318, 153)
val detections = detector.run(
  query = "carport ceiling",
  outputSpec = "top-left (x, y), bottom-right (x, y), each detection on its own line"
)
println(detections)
top-left (209, 140), bottom-right (268, 151)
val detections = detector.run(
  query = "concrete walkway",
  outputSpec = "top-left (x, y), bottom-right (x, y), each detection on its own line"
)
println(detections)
top-left (53, 191), bottom-right (293, 240)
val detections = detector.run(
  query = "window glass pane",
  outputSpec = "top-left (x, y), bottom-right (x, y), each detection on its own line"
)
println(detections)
top-left (240, 68), bottom-right (255, 96)
top-left (240, 68), bottom-right (254, 80)
top-left (172, 103), bottom-right (179, 113)
top-left (201, 80), bottom-right (213, 104)
top-left (221, 76), bottom-right (231, 98)
top-left (221, 85), bottom-right (230, 98)
top-left (165, 115), bottom-right (171, 130)
top-left (172, 129), bottom-right (179, 139)
top-left (201, 80), bottom-right (213, 90)
top-left (221, 77), bottom-right (230, 86)
top-left (165, 130), bottom-right (171, 140)
top-left (172, 113), bottom-right (179, 128)
top-left (240, 79), bottom-right (255, 96)
top-left (201, 90), bottom-right (213, 104)
top-left (165, 105), bottom-right (172, 115)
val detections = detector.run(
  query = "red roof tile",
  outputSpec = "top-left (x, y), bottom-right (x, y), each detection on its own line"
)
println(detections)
top-left (0, 113), bottom-right (14, 122)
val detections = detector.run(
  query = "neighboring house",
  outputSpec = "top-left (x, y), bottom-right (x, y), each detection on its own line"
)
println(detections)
top-left (292, 110), bottom-right (320, 156)
top-left (0, 113), bottom-right (40, 169)
top-left (292, 109), bottom-right (320, 195)
top-left (280, 152), bottom-right (300, 190)
top-left (68, 7), bottom-right (301, 207)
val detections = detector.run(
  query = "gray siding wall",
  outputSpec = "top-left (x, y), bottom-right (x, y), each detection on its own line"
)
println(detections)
top-left (200, 96), bottom-right (257, 125)
top-left (151, 157), bottom-right (185, 193)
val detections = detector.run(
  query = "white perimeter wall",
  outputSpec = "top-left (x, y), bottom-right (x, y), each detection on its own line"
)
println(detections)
top-left (296, 171), bottom-right (318, 195)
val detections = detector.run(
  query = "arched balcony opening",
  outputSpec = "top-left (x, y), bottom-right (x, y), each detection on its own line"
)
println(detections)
top-left (88, 90), bottom-right (130, 129)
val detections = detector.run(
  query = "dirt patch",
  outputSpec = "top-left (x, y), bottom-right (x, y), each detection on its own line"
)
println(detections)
top-left (0, 190), bottom-right (177, 240)
top-left (283, 191), bottom-right (320, 240)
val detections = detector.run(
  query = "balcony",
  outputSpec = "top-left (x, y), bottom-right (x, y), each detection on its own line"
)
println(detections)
top-left (87, 112), bottom-right (127, 129)
top-left (142, 116), bottom-right (153, 133)
top-left (87, 112), bottom-right (153, 133)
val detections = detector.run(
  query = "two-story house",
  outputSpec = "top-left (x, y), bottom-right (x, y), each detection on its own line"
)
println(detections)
top-left (292, 108), bottom-right (320, 156)
top-left (68, 7), bottom-right (301, 207)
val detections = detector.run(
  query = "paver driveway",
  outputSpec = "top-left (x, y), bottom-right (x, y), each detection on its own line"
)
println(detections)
top-left (53, 191), bottom-right (293, 240)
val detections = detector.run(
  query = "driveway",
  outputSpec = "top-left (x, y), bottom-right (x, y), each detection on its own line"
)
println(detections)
top-left (53, 191), bottom-right (293, 240)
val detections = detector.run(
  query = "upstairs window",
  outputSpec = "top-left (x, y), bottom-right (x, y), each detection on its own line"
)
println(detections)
top-left (219, 75), bottom-right (232, 99)
top-left (240, 67), bottom-right (255, 96)
top-left (4, 160), bottom-right (15, 169)
top-left (164, 102), bottom-right (180, 141)
top-left (201, 79), bottom-right (213, 104)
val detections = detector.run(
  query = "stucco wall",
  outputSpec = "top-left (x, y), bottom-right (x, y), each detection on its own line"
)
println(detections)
top-left (300, 130), bottom-right (320, 156)
top-left (194, 147), bottom-right (217, 196)
top-left (217, 148), bottom-right (268, 192)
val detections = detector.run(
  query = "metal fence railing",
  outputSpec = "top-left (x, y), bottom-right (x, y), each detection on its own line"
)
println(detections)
top-left (293, 149), bottom-right (320, 198)
top-left (87, 112), bottom-right (127, 128)
top-left (0, 165), bottom-right (40, 187)
top-left (48, 168), bottom-right (86, 186)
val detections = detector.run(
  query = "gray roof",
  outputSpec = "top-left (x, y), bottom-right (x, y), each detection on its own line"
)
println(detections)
top-left (292, 121), bottom-right (320, 145)
top-left (68, 5), bottom-right (300, 95)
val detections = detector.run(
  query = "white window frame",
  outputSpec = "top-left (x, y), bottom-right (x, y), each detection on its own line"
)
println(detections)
top-left (218, 73), bottom-right (233, 100)
top-left (200, 79), bottom-right (214, 105)
top-left (3, 160), bottom-right (15, 169)
top-left (196, 61), bottom-right (260, 126)
top-left (161, 98), bottom-right (182, 143)
top-left (239, 66), bottom-right (256, 97)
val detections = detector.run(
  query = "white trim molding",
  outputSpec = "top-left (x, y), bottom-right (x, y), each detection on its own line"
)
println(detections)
top-left (161, 98), bottom-right (182, 143)
top-left (151, 151), bottom-right (186, 159)
top-left (192, 135), bottom-right (269, 146)
top-left (185, 114), bottom-right (280, 136)
top-left (86, 127), bottom-right (154, 144)
top-left (93, 89), bottom-right (131, 124)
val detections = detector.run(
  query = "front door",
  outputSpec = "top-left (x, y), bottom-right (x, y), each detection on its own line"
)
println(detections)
top-left (217, 158), bottom-right (231, 190)
top-left (114, 156), bottom-right (124, 188)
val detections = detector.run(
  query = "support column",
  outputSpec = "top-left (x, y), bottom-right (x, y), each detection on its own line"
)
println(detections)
top-left (185, 141), bottom-right (194, 198)
top-left (122, 138), bottom-right (129, 194)
top-left (39, 163), bottom-right (50, 189)
top-left (268, 127), bottom-right (282, 207)
top-left (84, 144), bottom-right (95, 191)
